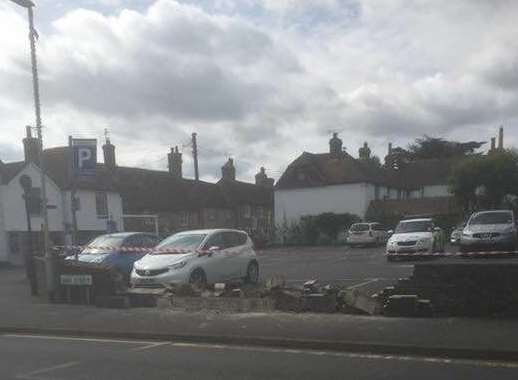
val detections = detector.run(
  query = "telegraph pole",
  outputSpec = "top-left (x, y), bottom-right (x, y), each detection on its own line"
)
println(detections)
top-left (192, 132), bottom-right (199, 181)
top-left (10, 0), bottom-right (54, 299)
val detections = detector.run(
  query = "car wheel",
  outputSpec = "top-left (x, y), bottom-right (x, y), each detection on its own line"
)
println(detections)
top-left (245, 261), bottom-right (259, 284)
top-left (189, 268), bottom-right (207, 289)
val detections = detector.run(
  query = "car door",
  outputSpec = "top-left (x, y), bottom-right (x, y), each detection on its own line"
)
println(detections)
top-left (222, 232), bottom-right (246, 279)
top-left (200, 232), bottom-right (229, 283)
top-left (118, 235), bottom-right (145, 275)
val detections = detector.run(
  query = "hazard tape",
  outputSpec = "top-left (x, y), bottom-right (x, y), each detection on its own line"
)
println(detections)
top-left (52, 245), bottom-right (210, 255)
top-left (386, 250), bottom-right (518, 258)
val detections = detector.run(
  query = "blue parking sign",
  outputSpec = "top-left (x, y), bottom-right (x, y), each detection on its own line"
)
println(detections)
top-left (72, 139), bottom-right (97, 176)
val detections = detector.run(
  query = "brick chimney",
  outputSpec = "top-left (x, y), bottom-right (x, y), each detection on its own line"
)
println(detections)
top-left (221, 158), bottom-right (236, 181)
top-left (168, 146), bottom-right (183, 178)
top-left (102, 137), bottom-right (116, 171)
top-left (359, 142), bottom-right (371, 160)
top-left (498, 126), bottom-right (504, 150)
top-left (23, 126), bottom-right (41, 165)
top-left (329, 133), bottom-right (343, 158)
top-left (255, 167), bottom-right (274, 187)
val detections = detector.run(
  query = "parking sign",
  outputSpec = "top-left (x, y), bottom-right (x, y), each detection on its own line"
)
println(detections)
top-left (72, 139), bottom-right (97, 176)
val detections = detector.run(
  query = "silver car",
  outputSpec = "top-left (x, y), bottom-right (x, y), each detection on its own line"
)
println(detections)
top-left (131, 229), bottom-right (259, 288)
top-left (460, 210), bottom-right (518, 252)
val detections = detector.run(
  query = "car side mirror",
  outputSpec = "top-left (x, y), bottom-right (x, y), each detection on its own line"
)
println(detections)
top-left (387, 230), bottom-right (394, 236)
top-left (208, 246), bottom-right (220, 256)
top-left (433, 227), bottom-right (442, 232)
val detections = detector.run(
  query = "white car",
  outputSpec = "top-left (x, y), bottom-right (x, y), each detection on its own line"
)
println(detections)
top-left (131, 229), bottom-right (259, 288)
top-left (386, 218), bottom-right (445, 260)
top-left (347, 222), bottom-right (389, 247)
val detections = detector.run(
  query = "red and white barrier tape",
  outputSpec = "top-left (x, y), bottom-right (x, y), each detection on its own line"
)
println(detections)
top-left (52, 245), bottom-right (210, 255)
top-left (386, 250), bottom-right (518, 258)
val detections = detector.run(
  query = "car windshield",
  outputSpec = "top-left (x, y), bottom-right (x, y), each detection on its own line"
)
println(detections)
top-left (86, 235), bottom-right (126, 250)
top-left (395, 221), bottom-right (433, 234)
top-left (154, 233), bottom-right (207, 253)
top-left (350, 224), bottom-right (370, 232)
top-left (469, 212), bottom-right (513, 225)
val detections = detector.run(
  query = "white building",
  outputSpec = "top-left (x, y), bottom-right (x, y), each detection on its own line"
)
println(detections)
top-left (0, 129), bottom-right (123, 263)
top-left (274, 133), bottom-right (456, 227)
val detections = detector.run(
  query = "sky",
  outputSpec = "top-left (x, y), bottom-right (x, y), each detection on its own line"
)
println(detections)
top-left (1, 0), bottom-right (517, 182)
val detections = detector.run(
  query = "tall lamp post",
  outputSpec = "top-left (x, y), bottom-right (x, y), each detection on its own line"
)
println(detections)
top-left (9, 0), bottom-right (53, 299)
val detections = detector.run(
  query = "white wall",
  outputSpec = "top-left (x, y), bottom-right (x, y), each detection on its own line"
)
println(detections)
top-left (423, 185), bottom-right (450, 198)
top-left (69, 190), bottom-right (124, 232)
top-left (0, 185), bottom-right (9, 261)
top-left (275, 183), bottom-right (373, 226)
top-left (2, 164), bottom-right (64, 232)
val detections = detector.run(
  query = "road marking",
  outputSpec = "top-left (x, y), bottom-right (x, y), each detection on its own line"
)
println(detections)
top-left (169, 342), bottom-right (518, 369)
top-left (3, 334), bottom-right (165, 346)
top-left (130, 342), bottom-right (171, 352)
top-left (16, 361), bottom-right (80, 380)
top-left (348, 278), bottom-right (379, 289)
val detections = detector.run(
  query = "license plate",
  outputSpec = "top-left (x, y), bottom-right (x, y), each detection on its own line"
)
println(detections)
top-left (137, 278), bottom-right (155, 284)
top-left (60, 274), bottom-right (92, 286)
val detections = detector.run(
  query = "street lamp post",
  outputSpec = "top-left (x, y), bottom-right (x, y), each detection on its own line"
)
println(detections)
top-left (9, 0), bottom-right (54, 299)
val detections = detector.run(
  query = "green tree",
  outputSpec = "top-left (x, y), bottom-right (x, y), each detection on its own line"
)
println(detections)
top-left (450, 150), bottom-right (518, 211)
top-left (408, 136), bottom-right (485, 160)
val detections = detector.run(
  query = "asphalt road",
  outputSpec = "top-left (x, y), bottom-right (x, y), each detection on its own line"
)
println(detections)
top-left (2, 334), bottom-right (517, 380)
top-left (257, 245), bottom-right (415, 293)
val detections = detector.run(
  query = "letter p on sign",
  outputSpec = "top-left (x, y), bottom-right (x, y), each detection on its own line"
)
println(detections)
top-left (72, 138), bottom-right (97, 176)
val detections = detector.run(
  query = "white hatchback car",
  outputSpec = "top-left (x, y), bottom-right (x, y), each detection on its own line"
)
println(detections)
top-left (131, 229), bottom-right (259, 288)
top-left (347, 222), bottom-right (389, 247)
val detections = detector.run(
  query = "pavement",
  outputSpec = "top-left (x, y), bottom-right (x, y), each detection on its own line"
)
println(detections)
top-left (2, 247), bottom-right (518, 367)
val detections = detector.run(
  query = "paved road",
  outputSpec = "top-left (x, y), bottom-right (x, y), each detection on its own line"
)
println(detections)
top-left (1, 334), bottom-right (517, 380)
top-left (257, 245), bottom-right (414, 293)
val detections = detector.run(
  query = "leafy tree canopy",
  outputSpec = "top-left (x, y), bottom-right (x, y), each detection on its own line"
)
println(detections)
top-left (407, 136), bottom-right (485, 160)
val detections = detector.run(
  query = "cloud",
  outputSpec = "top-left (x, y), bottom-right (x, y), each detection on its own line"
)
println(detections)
top-left (0, 0), bottom-right (517, 182)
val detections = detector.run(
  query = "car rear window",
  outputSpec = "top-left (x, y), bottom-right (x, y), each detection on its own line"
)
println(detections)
top-left (87, 235), bottom-right (125, 249)
top-left (350, 224), bottom-right (370, 232)
top-left (469, 212), bottom-right (513, 225)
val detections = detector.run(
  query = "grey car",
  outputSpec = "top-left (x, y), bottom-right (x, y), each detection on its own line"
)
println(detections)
top-left (460, 210), bottom-right (518, 252)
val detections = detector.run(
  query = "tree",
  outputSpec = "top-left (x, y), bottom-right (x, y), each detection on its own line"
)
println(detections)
top-left (450, 150), bottom-right (518, 211)
top-left (407, 136), bottom-right (485, 160)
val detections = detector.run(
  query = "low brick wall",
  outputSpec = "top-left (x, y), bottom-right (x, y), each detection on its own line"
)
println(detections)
top-left (380, 260), bottom-right (518, 317)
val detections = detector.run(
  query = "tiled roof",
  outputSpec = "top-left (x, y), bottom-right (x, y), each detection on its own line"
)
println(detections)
top-left (0, 161), bottom-right (26, 184)
top-left (276, 152), bottom-right (459, 191)
top-left (275, 152), bottom-right (387, 190)
top-left (217, 178), bottom-right (273, 206)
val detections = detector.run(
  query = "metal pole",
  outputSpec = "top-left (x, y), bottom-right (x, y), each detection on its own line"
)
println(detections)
top-left (192, 132), bottom-right (199, 181)
top-left (27, 6), bottom-right (53, 299)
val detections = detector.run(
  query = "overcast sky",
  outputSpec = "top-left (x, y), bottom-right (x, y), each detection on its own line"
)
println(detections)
top-left (1, 0), bottom-right (517, 182)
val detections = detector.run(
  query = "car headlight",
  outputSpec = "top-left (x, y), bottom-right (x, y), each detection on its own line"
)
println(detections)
top-left (169, 261), bottom-right (187, 270)
top-left (462, 232), bottom-right (471, 237)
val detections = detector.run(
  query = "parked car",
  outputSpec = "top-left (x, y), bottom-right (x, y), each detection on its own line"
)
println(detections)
top-left (450, 224), bottom-right (464, 245)
top-left (131, 229), bottom-right (259, 289)
top-left (67, 232), bottom-right (160, 280)
top-left (347, 222), bottom-right (389, 247)
top-left (386, 218), bottom-right (445, 260)
top-left (459, 210), bottom-right (518, 252)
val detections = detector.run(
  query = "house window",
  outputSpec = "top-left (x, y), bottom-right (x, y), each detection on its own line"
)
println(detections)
top-left (207, 209), bottom-right (217, 221)
top-left (179, 211), bottom-right (188, 226)
top-left (95, 192), bottom-right (108, 219)
top-left (27, 187), bottom-right (42, 216)
top-left (242, 205), bottom-right (252, 219)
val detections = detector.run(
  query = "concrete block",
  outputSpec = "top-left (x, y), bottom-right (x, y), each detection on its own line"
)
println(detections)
top-left (384, 295), bottom-right (418, 317)
top-left (303, 294), bottom-right (337, 313)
